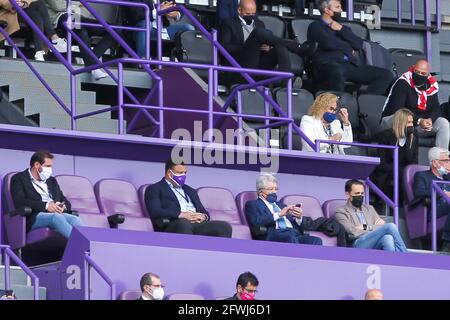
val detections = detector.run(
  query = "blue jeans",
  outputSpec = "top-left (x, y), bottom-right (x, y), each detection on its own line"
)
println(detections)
top-left (135, 20), bottom-right (195, 58)
top-left (31, 212), bottom-right (84, 239)
top-left (353, 223), bottom-right (407, 252)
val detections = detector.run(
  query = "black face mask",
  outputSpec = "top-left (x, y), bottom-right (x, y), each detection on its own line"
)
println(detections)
top-left (412, 73), bottom-right (428, 87)
top-left (351, 195), bottom-right (364, 208)
top-left (405, 126), bottom-right (414, 136)
top-left (332, 11), bottom-right (342, 22)
top-left (242, 15), bottom-right (255, 25)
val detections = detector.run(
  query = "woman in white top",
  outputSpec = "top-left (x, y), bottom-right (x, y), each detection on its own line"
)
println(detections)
top-left (300, 92), bottom-right (353, 154)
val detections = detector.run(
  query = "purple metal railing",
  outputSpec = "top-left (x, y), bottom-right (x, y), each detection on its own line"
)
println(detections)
top-left (84, 252), bottom-right (116, 300)
top-left (315, 140), bottom-right (400, 226)
top-left (1, 245), bottom-right (39, 300)
top-left (431, 181), bottom-right (450, 252)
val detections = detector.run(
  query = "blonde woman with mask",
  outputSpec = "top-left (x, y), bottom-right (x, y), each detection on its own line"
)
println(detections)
top-left (300, 92), bottom-right (352, 154)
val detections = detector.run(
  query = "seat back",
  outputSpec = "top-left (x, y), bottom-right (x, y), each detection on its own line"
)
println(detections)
top-left (118, 290), bottom-right (142, 300)
top-left (174, 30), bottom-right (212, 79)
top-left (234, 87), bottom-right (273, 123)
top-left (95, 179), bottom-right (154, 231)
top-left (403, 164), bottom-right (429, 203)
top-left (280, 195), bottom-right (324, 219)
top-left (291, 18), bottom-right (315, 43)
top-left (342, 21), bottom-right (370, 40)
top-left (275, 88), bottom-right (314, 122)
top-left (357, 94), bottom-right (388, 141)
top-left (197, 187), bottom-right (242, 224)
top-left (235, 191), bottom-right (258, 225)
top-left (55, 175), bottom-right (101, 214)
top-left (166, 293), bottom-right (205, 300)
top-left (389, 48), bottom-right (426, 78)
top-left (258, 15), bottom-right (285, 38)
top-left (322, 199), bottom-right (347, 219)
top-left (3, 172), bottom-right (18, 212)
top-left (138, 184), bottom-right (151, 218)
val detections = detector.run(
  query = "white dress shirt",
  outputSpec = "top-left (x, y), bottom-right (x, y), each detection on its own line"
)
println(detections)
top-left (28, 169), bottom-right (53, 210)
top-left (259, 197), bottom-right (303, 229)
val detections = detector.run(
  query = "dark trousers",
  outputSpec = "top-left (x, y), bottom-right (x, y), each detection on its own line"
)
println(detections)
top-left (234, 27), bottom-right (292, 72)
top-left (25, 1), bottom-right (56, 51)
top-left (314, 61), bottom-right (394, 95)
top-left (57, 14), bottom-right (115, 67)
top-left (164, 218), bottom-right (232, 238)
top-left (435, 201), bottom-right (450, 242)
top-left (266, 228), bottom-right (323, 245)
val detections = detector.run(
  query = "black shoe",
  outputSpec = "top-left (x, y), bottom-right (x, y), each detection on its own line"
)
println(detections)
top-left (0, 20), bottom-right (8, 29)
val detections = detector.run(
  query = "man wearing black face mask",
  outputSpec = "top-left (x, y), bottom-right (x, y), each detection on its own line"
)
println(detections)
top-left (381, 59), bottom-right (449, 150)
top-left (307, 0), bottom-right (394, 94)
top-left (335, 179), bottom-right (407, 252)
top-left (219, 0), bottom-right (314, 82)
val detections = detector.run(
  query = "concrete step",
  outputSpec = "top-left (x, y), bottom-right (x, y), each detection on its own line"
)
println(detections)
top-left (0, 284), bottom-right (47, 300)
top-left (8, 85), bottom-right (97, 105)
top-left (34, 111), bottom-right (124, 134)
top-left (0, 266), bottom-right (29, 286)
top-left (22, 101), bottom-right (112, 120)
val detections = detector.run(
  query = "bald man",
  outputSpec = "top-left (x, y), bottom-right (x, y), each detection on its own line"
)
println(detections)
top-left (219, 0), bottom-right (313, 79)
top-left (364, 289), bottom-right (384, 300)
top-left (381, 59), bottom-right (449, 150)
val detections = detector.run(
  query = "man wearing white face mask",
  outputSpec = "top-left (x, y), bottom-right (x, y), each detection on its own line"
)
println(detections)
top-left (145, 159), bottom-right (232, 237)
top-left (138, 272), bottom-right (165, 300)
top-left (11, 150), bottom-right (83, 239)
top-left (414, 147), bottom-right (450, 252)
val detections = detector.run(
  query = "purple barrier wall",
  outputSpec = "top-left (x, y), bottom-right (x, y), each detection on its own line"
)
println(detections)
top-left (41, 227), bottom-right (450, 300)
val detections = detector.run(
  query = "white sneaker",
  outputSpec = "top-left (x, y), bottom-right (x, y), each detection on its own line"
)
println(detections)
top-left (71, 45), bottom-right (80, 52)
top-left (92, 69), bottom-right (108, 80)
top-left (34, 50), bottom-right (45, 61)
top-left (51, 37), bottom-right (68, 53)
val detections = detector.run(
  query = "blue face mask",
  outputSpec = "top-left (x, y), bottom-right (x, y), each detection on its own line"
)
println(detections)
top-left (266, 193), bottom-right (278, 203)
top-left (438, 166), bottom-right (449, 177)
top-left (323, 112), bottom-right (337, 123)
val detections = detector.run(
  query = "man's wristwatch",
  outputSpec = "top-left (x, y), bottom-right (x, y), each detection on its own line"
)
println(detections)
top-left (363, 224), bottom-right (367, 230)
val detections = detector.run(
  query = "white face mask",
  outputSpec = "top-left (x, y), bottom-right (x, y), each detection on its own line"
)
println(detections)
top-left (38, 166), bottom-right (52, 181)
top-left (152, 287), bottom-right (164, 300)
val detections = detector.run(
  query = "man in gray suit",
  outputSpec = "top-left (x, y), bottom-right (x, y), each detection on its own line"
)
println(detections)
top-left (335, 179), bottom-right (407, 252)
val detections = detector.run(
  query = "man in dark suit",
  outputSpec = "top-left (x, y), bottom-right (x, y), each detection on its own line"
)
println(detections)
top-left (138, 272), bottom-right (165, 300)
top-left (10, 150), bottom-right (83, 239)
top-left (225, 272), bottom-right (259, 300)
top-left (219, 0), bottom-right (311, 76)
top-left (414, 147), bottom-right (450, 251)
top-left (307, 0), bottom-right (393, 94)
top-left (244, 174), bottom-right (322, 245)
top-left (145, 159), bottom-right (232, 237)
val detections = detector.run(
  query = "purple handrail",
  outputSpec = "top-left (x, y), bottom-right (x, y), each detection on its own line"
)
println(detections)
top-left (431, 181), bottom-right (450, 252)
top-left (84, 252), bottom-right (116, 300)
top-left (0, 245), bottom-right (39, 300)
top-left (315, 140), bottom-right (399, 226)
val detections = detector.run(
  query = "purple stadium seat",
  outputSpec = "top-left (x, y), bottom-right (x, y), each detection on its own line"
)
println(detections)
top-left (94, 179), bottom-right (154, 232)
top-left (197, 187), bottom-right (252, 239)
top-left (55, 175), bottom-right (110, 228)
top-left (235, 191), bottom-right (258, 226)
top-left (166, 293), bottom-right (205, 300)
top-left (118, 290), bottom-right (142, 300)
top-left (322, 199), bottom-right (347, 219)
top-left (281, 195), bottom-right (338, 246)
top-left (2, 172), bottom-right (66, 250)
top-left (137, 184), bottom-right (151, 218)
top-left (403, 164), bottom-right (447, 239)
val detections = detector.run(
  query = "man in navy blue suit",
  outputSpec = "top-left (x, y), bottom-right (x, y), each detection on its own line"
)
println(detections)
top-left (245, 174), bottom-right (322, 245)
top-left (145, 159), bottom-right (232, 237)
top-left (414, 147), bottom-right (450, 252)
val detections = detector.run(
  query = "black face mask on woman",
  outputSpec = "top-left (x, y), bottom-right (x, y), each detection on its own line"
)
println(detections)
top-left (412, 73), bottom-right (428, 87)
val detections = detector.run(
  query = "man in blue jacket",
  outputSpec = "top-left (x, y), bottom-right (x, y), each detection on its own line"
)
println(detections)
top-left (245, 173), bottom-right (322, 245)
top-left (307, 0), bottom-right (393, 94)
top-left (414, 147), bottom-right (450, 252)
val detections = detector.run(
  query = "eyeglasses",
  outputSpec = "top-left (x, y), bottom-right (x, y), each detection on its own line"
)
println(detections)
top-left (263, 187), bottom-right (278, 192)
top-left (413, 69), bottom-right (429, 76)
top-left (243, 288), bottom-right (258, 294)
top-left (438, 159), bottom-right (450, 163)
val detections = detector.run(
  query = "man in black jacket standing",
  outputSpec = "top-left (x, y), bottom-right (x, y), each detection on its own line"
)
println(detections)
top-left (307, 0), bottom-right (393, 94)
top-left (11, 150), bottom-right (83, 239)
top-left (381, 59), bottom-right (449, 150)
top-left (145, 159), bottom-right (232, 237)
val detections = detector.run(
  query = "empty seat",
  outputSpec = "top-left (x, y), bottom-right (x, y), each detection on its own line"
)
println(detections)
top-left (197, 187), bottom-right (252, 239)
top-left (233, 87), bottom-right (273, 124)
top-left (357, 94), bottom-right (388, 141)
top-left (235, 191), bottom-right (258, 226)
top-left (342, 21), bottom-right (370, 40)
top-left (403, 164), bottom-right (447, 239)
top-left (322, 199), bottom-right (347, 219)
top-left (258, 15), bottom-right (285, 38)
top-left (389, 48), bottom-right (426, 78)
top-left (55, 175), bottom-right (110, 228)
top-left (281, 195), bottom-right (337, 246)
top-left (2, 172), bottom-right (65, 251)
top-left (95, 179), bottom-right (154, 232)
top-left (291, 18), bottom-right (316, 43)
top-left (275, 88), bottom-right (314, 122)
top-left (166, 293), bottom-right (205, 300)
top-left (118, 290), bottom-right (141, 300)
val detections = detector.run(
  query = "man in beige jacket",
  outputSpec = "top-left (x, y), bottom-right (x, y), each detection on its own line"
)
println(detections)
top-left (335, 179), bottom-right (407, 252)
